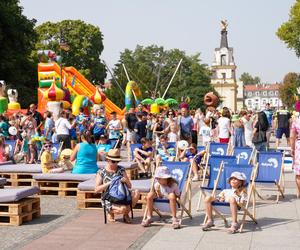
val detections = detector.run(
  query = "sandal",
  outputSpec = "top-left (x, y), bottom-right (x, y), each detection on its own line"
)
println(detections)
top-left (107, 212), bottom-right (116, 222)
top-left (172, 218), bottom-right (181, 229)
top-left (123, 214), bottom-right (132, 224)
top-left (228, 222), bottom-right (239, 234)
top-left (141, 218), bottom-right (152, 227)
top-left (202, 220), bottom-right (215, 231)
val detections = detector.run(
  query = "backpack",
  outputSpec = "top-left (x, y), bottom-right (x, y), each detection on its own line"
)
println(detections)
top-left (102, 175), bottom-right (132, 205)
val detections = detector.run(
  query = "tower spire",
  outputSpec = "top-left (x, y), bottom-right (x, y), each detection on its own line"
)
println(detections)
top-left (220, 20), bottom-right (229, 48)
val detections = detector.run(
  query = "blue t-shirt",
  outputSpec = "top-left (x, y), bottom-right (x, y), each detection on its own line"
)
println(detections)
top-left (185, 149), bottom-right (196, 160)
top-left (97, 143), bottom-right (111, 153)
top-left (180, 116), bottom-right (193, 134)
top-left (93, 116), bottom-right (106, 135)
top-left (76, 114), bottom-right (89, 133)
top-left (44, 118), bottom-right (54, 141)
top-left (138, 146), bottom-right (153, 159)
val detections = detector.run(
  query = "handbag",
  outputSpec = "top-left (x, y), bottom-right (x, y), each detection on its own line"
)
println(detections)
top-left (252, 123), bottom-right (266, 144)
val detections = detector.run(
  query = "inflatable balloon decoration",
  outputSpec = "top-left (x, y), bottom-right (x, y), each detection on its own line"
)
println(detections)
top-left (204, 92), bottom-right (219, 110)
top-left (125, 81), bottom-right (141, 111)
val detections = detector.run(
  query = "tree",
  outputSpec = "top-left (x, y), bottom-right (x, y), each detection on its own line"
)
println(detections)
top-left (279, 72), bottom-right (300, 109)
top-left (277, 0), bottom-right (300, 57)
top-left (239, 72), bottom-right (261, 85)
top-left (106, 45), bottom-right (216, 110)
top-left (35, 20), bottom-right (106, 83)
top-left (0, 0), bottom-right (37, 106)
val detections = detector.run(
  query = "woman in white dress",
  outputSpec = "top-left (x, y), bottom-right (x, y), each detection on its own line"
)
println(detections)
top-left (240, 111), bottom-right (254, 147)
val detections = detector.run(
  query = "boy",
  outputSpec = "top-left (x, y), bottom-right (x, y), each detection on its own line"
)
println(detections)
top-left (155, 135), bottom-right (176, 167)
top-left (134, 137), bottom-right (153, 177)
top-left (41, 141), bottom-right (63, 173)
top-left (97, 134), bottom-right (112, 161)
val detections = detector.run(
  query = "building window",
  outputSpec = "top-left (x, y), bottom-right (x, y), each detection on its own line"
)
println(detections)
top-left (222, 73), bottom-right (226, 80)
top-left (255, 99), bottom-right (259, 102)
top-left (248, 92), bottom-right (252, 97)
top-left (263, 91), bottom-right (267, 96)
top-left (221, 55), bottom-right (226, 65)
top-left (275, 91), bottom-right (278, 96)
top-left (269, 91), bottom-right (273, 96)
top-left (262, 99), bottom-right (266, 105)
top-left (275, 99), bottom-right (278, 104)
top-left (255, 92), bottom-right (259, 96)
top-left (247, 100), bottom-right (252, 106)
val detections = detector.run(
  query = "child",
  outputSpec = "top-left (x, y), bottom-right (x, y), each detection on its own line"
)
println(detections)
top-left (202, 171), bottom-right (247, 233)
top-left (107, 111), bottom-right (122, 143)
top-left (57, 148), bottom-right (74, 171)
top-left (27, 140), bottom-right (37, 164)
top-left (133, 137), bottom-right (153, 177)
top-left (167, 123), bottom-right (179, 143)
top-left (41, 141), bottom-right (64, 173)
top-left (199, 118), bottom-right (212, 146)
top-left (97, 134), bottom-right (112, 161)
top-left (155, 135), bottom-right (176, 167)
top-left (141, 166), bottom-right (181, 229)
top-left (179, 143), bottom-right (206, 182)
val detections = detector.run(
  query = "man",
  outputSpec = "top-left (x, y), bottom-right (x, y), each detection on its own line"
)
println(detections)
top-left (178, 106), bottom-right (193, 144)
top-left (274, 106), bottom-right (291, 148)
top-left (125, 108), bottom-right (138, 144)
top-left (28, 104), bottom-right (43, 134)
top-left (263, 103), bottom-right (273, 149)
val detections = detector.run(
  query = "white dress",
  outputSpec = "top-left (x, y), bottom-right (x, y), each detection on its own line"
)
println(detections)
top-left (241, 117), bottom-right (253, 147)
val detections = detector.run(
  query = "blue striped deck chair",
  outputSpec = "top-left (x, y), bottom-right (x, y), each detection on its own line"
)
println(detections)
top-left (196, 155), bottom-right (237, 211)
top-left (208, 164), bottom-right (258, 233)
top-left (254, 151), bottom-right (284, 203)
top-left (209, 142), bottom-right (229, 156)
top-left (232, 147), bottom-right (254, 164)
top-left (144, 161), bottom-right (192, 226)
top-left (5, 140), bottom-right (16, 158)
top-left (130, 143), bottom-right (142, 161)
top-left (156, 142), bottom-right (176, 163)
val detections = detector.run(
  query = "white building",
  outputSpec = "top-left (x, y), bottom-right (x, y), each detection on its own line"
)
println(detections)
top-left (210, 22), bottom-right (242, 112)
top-left (244, 84), bottom-right (282, 110)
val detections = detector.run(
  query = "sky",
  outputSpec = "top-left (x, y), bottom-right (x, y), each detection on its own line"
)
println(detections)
top-left (20, 0), bottom-right (299, 83)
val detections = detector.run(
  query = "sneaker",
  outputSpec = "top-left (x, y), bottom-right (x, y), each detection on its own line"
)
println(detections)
top-left (202, 221), bottom-right (215, 231)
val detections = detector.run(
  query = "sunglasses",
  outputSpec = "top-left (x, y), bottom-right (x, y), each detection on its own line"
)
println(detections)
top-left (168, 113), bottom-right (173, 116)
top-left (44, 145), bottom-right (52, 148)
top-left (107, 159), bottom-right (118, 164)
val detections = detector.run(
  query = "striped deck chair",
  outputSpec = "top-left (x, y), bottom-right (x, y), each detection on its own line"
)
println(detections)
top-left (207, 163), bottom-right (258, 233)
top-left (143, 161), bottom-right (192, 227)
top-left (196, 155), bottom-right (237, 211)
top-left (6, 140), bottom-right (16, 159)
top-left (129, 143), bottom-right (142, 161)
top-left (253, 151), bottom-right (284, 204)
top-left (232, 147), bottom-right (254, 164)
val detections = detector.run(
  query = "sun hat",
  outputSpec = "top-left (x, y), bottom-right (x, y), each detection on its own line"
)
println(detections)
top-left (231, 114), bottom-right (240, 122)
top-left (228, 171), bottom-right (247, 184)
top-left (60, 148), bottom-right (73, 158)
top-left (178, 140), bottom-right (189, 150)
top-left (154, 166), bottom-right (172, 179)
top-left (106, 149), bottom-right (122, 162)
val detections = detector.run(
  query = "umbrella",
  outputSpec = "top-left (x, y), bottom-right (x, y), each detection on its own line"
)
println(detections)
top-left (165, 98), bottom-right (178, 105)
top-left (141, 98), bottom-right (154, 105)
top-left (154, 98), bottom-right (165, 105)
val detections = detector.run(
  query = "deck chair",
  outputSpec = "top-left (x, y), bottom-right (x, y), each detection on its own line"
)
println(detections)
top-left (207, 163), bottom-right (258, 233)
top-left (208, 142), bottom-right (229, 156)
top-left (143, 161), bottom-right (192, 226)
top-left (253, 151), bottom-right (284, 203)
top-left (6, 140), bottom-right (16, 158)
top-left (232, 147), bottom-right (254, 164)
top-left (37, 142), bottom-right (63, 162)
top-left (196, 155), bottom-right (237, 211)
top-left (130, 143), bottom-right (142, 161)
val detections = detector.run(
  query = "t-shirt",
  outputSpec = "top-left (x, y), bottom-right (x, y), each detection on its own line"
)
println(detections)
top-left (134, 120), bottom-right (147, 138)
top-left (218, 188), bottom-right (247, 203)
top-left (179, 116), bottom-right (193, 134)
top-left (157, 145), bottom-right (176, 160)
top-left (137, 146), bottom-right (153, 159)
top-left (154, 181), bottom-right (180, 198)
top-left (41, 151), bottom-right (53, 173)
top-left (276, 110), bottom-right (291, 129)
top-left (97, 143), bottom-right (111, 153)
top-left (93, 116), bottom-right (106, 135)
top-left (76, 114), bottom-right (89, 133)
top-left (55, 118), bottom-right (71, 135)
top-left (185, 149), bottom-right (196, 160)
top-left (199, 125), bottom-right (211, 144)
top-left (44, 118), bottom-right (54, 141)
top-left (108, 119), bottom-right (121, 139)
top-left (126, 113), bottom-right (138, 130)
top-left (218, 117), bottom-right (231, 138)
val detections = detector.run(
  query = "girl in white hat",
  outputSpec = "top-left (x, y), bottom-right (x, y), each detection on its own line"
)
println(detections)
top-left (202, 171), bottom-right (248, 233)
top-left (141, 166), bottom-right (181, 229)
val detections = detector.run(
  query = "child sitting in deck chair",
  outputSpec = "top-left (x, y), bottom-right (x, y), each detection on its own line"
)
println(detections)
top-left (155, 135), bottom-right (176, 167)
top-left (133, 137), bottom-right (154, 178)
top-left (202, 171), bottom-right (247, 234)
top-left (41, 141), bottom-right (64, 173)
top-left (141, 166), bottom-right (181, 229)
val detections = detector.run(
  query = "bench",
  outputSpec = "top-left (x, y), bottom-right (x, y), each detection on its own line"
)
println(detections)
top-left (0, 186), bottom-right (40, 226)
top-left (33, 173), bottom-right (95, 197)
top-left (0, 164), bottom-right (42, 187)
top-left (97, 161), bottom-right (139, 180)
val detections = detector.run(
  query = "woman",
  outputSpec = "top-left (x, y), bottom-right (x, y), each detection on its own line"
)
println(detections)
top-left (178, 107), bottom-right (193, 144)
top-left (95, 149), bottom-right (140, 223)
top-left (252, 111), bottom-right (268, 152)
top-left (241, 111), bottom-right (254, 147)
top-left (44, 111), bottom-right (54, 141)
top-left (0, 136), bottom-right (10, 162)
top-left (231, 114), bottom-right (246, 147)
top-left (290, 116), bottom-right (300, 198)
top-left (71, 131), bottom-right (98, 174)
top-left (217, 107), bottom-right (231, 143)
top-left (55, 111), bottom-right (74, 149)
top-left (153, 115), bottom-right (165, 147)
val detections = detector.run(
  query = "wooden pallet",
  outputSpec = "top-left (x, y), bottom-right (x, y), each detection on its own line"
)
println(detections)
top-left (36, 180), bottom-right (80, 197)
top-left (0, 197), bottom-right (41, 226)
top-left (125, 167), bottom-right (139, 180)
top-left (76, 190), bottom-right (147, 210)
top-left (0, 173), bottom-right (36, 187)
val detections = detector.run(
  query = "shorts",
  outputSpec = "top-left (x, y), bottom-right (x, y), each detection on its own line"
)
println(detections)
top-left (276, 128), bottom-right (290, 139)
top-left (126, 130), bottom-right (136, 142)
top-left (219, 138), bottom-right (230, 144)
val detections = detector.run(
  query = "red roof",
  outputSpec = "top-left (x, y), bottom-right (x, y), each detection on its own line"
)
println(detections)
top-left (244, 84), bottom-right (281, 91)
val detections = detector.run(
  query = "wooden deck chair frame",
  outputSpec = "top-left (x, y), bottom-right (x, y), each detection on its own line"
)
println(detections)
top-left (143, 161), bottom-right (193, 227)
top-left (204, 163), bottom-right (259, 233)
top-left (38, 141), bottom-right (64, 161)
top-left (252, 152), bottom-right (285, 204)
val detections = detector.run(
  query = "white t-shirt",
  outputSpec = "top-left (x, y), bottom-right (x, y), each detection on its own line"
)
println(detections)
top-left (199, 125), bottom-right (211, 144)
top-left (168, 132), bottom-right (178, 143)
top-left (55, 118), bottom-right (71, 135)
top-left (218, 117), bottom-right (231, 138)
top-left (108, 119), bottom-right (121, 139)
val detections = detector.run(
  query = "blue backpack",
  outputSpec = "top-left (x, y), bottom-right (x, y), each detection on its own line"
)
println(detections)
top-left (103, 175), bottom-right (132, 205)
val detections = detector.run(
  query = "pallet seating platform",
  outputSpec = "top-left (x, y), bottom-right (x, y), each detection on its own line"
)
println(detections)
top-left (0, 178), bottom-right (6, 188)
top-left (0, 164), bottom-right (41, 187)
top-left (97, 161), bottom-right (139, 180)
top-left (33, 173), bottom-right (95, 197)
top-left (131, 179), bottom-right (151, 209)
top-left (0, 187), bottom-right (40, 226)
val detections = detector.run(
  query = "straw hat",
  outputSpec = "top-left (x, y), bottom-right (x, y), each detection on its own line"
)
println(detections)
top-left (155, 166), bottom-right (172, 179)
top-left (60, 149), bottom-right (73, 158)
top-left (106, 149), bottom-right (122, 162)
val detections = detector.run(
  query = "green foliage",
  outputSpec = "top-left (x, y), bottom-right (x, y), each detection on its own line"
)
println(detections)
top-left (239, 72), bottom-right (261, 85)
top-left (107, 45), bottom-right (215, 110)
top-left (35, 20), bottom-right (106, 83)
top-left (0, 0), bottom-right (37, 107)
top-left (277, 0), bottom-right (300, 57)
top-left (279, 72), bottom-right (300, 109)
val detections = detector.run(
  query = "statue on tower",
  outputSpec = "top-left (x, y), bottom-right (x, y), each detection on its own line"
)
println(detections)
top-left (221, 20), bottom-right (228, 32)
